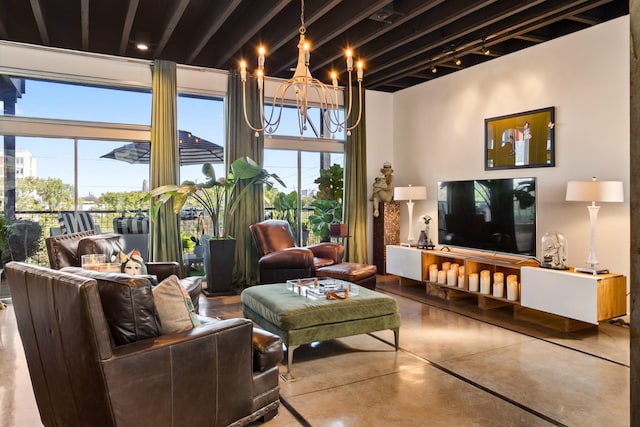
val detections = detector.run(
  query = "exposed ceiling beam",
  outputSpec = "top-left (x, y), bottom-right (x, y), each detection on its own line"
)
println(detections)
top-left (81, 0), bottom-right (89, 50)
top-left (273, 0), bottom-right (394, 75)
top-left (153, 0), bottom-right (191, 57)
top-left (515, 34), bottom-right (549, 43)
top-left (370, 0), bottom-right (612, 89)
top-left (213, 0), bottom-right (291, 68)
top-left (311, 0), bottom-right (445, 72)
top-left (29, 0), bottom-right (50, 45)
top-left (567, 13), bottom-right (602, 25)
top-left (187, 0), bottom-right (245, 64)
top-left (119, 0), bottom-right (140, 55)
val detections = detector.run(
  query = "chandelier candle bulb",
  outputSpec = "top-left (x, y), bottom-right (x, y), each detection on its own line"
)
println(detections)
top-left (469, 273), bottom-right (479, 292)
top-left (437, 270), bottom-right (447, 284)
top-left (507, 275), bottom-right (519, 301)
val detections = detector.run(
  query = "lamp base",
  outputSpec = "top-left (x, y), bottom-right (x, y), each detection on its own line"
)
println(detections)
top-left (574, 266), bottom-right (609, 275)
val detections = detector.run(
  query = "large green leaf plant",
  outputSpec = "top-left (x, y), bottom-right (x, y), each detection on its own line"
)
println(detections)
top-left (148, 157), bottom-right (284, 239)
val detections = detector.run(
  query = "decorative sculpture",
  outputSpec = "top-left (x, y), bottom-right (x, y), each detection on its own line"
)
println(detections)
top-left (370, 162), bottom-right (394, 217)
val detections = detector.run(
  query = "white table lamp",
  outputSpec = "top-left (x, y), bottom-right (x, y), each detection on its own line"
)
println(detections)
top-left (394, 185), bottom-right (427, 246)
top-left (566, 177), bottom-right (623, 274)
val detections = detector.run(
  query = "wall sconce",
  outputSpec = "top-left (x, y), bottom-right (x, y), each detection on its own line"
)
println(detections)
top-left (394, 185), bottom-right (427, 246)
top-left (565, 177), bottom-right (624, 274)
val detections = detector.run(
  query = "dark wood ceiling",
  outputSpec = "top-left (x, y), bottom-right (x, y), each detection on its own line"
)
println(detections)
top-left (0, 0), bottom-right (628, 92)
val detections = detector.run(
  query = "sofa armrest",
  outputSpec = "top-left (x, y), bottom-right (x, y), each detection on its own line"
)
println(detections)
top-left (146, 262), bottom-right (181, 281)
top-left (103, 318), bottom-right (255, 426)
top-left (307, 242), bottom-right (345, 264)
top-left (259, 247), bottom-right (314, 269)
top-left (252, 327), bottom-right (283, 372)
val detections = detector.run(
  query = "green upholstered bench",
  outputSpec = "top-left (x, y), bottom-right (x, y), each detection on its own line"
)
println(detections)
top-left (241, 283), bottom-right (400, 376)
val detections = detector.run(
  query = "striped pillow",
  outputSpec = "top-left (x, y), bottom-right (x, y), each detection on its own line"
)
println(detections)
top-left (59, 212), bottom-right (97, 234)
top-left (113, 217), bottom-right (149, 234)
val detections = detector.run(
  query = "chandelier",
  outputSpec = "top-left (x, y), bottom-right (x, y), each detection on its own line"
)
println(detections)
top-left (240, 0), bottom-right (364, 138)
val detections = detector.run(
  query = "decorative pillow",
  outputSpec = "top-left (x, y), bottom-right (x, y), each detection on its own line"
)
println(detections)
top-left (59, 211), bottom-right (97, 234)
top-left (119, 249), bottom-right (148, 275)
top-left (62, 266), bottom-right (161, 346)
top-left (152, 275), bottom-right (200, 335)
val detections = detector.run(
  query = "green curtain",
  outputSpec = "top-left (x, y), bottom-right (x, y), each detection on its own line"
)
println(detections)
top-left (226, 72), bottom-right (264, 286)
top-left (149, 60), bottom-right (182, 264)
top-left (343, 87), bottom-right (368, 263)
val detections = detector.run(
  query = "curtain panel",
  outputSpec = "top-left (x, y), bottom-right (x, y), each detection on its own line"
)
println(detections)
top-left (343, 87), bottom-right (368, 264)
top-left (226, 72), bottom-right (264, 286)
top-left (149, 60), bottom-right (182, 264)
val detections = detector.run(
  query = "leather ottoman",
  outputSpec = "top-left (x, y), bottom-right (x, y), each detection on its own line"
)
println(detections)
top-left (316, 262), bottom-right (377, 289)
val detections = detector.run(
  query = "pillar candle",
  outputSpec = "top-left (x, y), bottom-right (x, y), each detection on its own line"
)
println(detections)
top-left (429, 264), bottom-right (438, 282)
top-left (437, 270), bottom-right (447, 284)
top-left (441, 262), bottom-right (451, 271)
top-left (506, 275), bottom-right (519, 301)
top-left (458, 273), bottom-right (465, 289)
top-left (493, 272), bottom-right (504, 285)
top-left (447, 269), bottom-right (457, 287)
top-left (492, 280), bottom-right (504, 298)
top-left (468, 273), bottom-right (479, 292)
top-left (480, 270), bottom-right (491, 294)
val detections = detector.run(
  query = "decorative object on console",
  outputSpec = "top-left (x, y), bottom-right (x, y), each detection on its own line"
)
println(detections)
top-left (416, 214), bottom-right (434, 249)
top-left (566, 177), bottom-right (624, 274)
top-left (541, 231), bottom-right (568, 270)
top-left (371, 162), bottom-right (394, 217)
top-left (240, 0), bottom-right (363, 137)
top-left (394, 185), bottom-right (427, 246)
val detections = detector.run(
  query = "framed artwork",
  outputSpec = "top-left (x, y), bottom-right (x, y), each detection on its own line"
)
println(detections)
top-left (484, 106), bottom-right (555, 170)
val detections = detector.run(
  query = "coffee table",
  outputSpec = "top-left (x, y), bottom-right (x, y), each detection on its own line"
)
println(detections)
top-left (241, 282), bottom-right (400, 376)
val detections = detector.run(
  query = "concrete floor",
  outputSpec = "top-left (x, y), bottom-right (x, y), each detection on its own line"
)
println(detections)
top-left (0, 276), bottom-right (630, 426)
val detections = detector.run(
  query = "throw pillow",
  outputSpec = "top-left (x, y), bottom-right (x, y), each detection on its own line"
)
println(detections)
top-left (61, 266), bottom-right (161, 346)
top-left (119, 249), bottom-right (148, 275)
top-left (153, 275), bottom-right (200, 335)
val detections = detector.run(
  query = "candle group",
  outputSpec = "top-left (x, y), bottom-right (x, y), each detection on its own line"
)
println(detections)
top-left (426, 259), bottom-right (520, 302)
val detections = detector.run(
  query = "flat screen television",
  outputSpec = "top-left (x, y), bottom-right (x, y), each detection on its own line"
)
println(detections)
top-left (437, 177), bottom-right (536, 256)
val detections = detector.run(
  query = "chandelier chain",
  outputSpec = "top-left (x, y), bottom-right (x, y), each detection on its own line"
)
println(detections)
top-left (299, 0), bottom-right (306, 35)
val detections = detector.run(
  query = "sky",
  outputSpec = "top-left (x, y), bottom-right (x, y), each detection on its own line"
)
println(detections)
top-left (6, 78), bottom-right (343, 198)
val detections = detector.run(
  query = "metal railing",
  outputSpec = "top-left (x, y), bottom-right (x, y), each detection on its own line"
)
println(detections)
top-left (15, 208), bottom-right (323, 266)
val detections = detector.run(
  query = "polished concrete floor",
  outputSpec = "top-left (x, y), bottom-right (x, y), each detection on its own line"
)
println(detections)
top-left (0, 276), bottom-right (630, 426)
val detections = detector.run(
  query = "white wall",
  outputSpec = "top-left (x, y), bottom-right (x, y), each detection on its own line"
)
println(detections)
top-left (369, 16), bottom-right (630, 282)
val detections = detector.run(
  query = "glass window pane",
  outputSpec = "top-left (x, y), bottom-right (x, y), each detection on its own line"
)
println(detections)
top-left (1, 77), bottom-right (151, 125)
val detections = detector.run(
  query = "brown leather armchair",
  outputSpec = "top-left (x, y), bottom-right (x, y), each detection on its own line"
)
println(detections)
top-left (6, 262), bottom-right (283, 427)
top-left (250, 219), bottom-right (344, 284)
top-left (45, 230), bottom-right (201, 313)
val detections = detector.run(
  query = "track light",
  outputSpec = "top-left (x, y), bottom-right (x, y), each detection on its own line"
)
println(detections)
top-left (431, 64), bottom-right (437, 73)
top-left (453, 56), bottom-right (461, 66)
top-left (482, 46), bottom-right (490, 55)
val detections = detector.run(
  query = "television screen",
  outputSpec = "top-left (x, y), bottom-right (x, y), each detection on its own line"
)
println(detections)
top-left (437, 177), bottom-right (536, 256)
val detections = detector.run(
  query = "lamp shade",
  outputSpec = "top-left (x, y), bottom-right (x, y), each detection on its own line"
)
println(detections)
top-left (394, 185), bottom-right (427, 201)
top-left (566, 180), bottom-right (624, 203)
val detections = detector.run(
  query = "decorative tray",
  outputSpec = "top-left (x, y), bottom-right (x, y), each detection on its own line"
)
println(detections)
top-left (286, 277), bottom-right (355, 299)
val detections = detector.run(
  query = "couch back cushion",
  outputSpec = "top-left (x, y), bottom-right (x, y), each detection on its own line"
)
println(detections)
top-left (250, 220), bottom-right (295, 255)
top-left (62, 267), bottom-right (161, 346)
top-left (45, 230), bottom-right (97, 269)
top-left (77, 234), bottom-right (125, 264)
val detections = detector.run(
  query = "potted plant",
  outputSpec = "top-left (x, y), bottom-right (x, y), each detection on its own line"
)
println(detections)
top-left (148, 156), bottom-right (283, 295)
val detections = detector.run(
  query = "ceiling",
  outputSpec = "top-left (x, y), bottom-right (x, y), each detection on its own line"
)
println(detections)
top-left (0, 0), bottom-right (629, 92)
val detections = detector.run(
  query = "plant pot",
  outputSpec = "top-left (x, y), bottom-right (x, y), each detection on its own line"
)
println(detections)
top-left (201, 237), bottom-right (236, 296)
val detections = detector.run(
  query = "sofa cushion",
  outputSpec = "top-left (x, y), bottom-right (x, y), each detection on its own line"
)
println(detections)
top-left (152, 275), bottom-right (200, 334)
top-left (77, 233), bottom-right (124, 264)
top-left (62, 267), bottom-right (161, 346)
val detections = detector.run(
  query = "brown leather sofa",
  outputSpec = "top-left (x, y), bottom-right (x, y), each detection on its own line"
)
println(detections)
top-left (6, 262), bottom-right (283, 427)
top-left (45, 230), bottom-right (202, 313)
top-left (250, 220), bottom-right (377, 288)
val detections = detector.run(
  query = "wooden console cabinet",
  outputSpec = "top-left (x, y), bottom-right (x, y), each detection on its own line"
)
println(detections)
top-left (520, 267), bottom-right (626, 324)
top-left (386, 245), bottom-right (627, 325)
